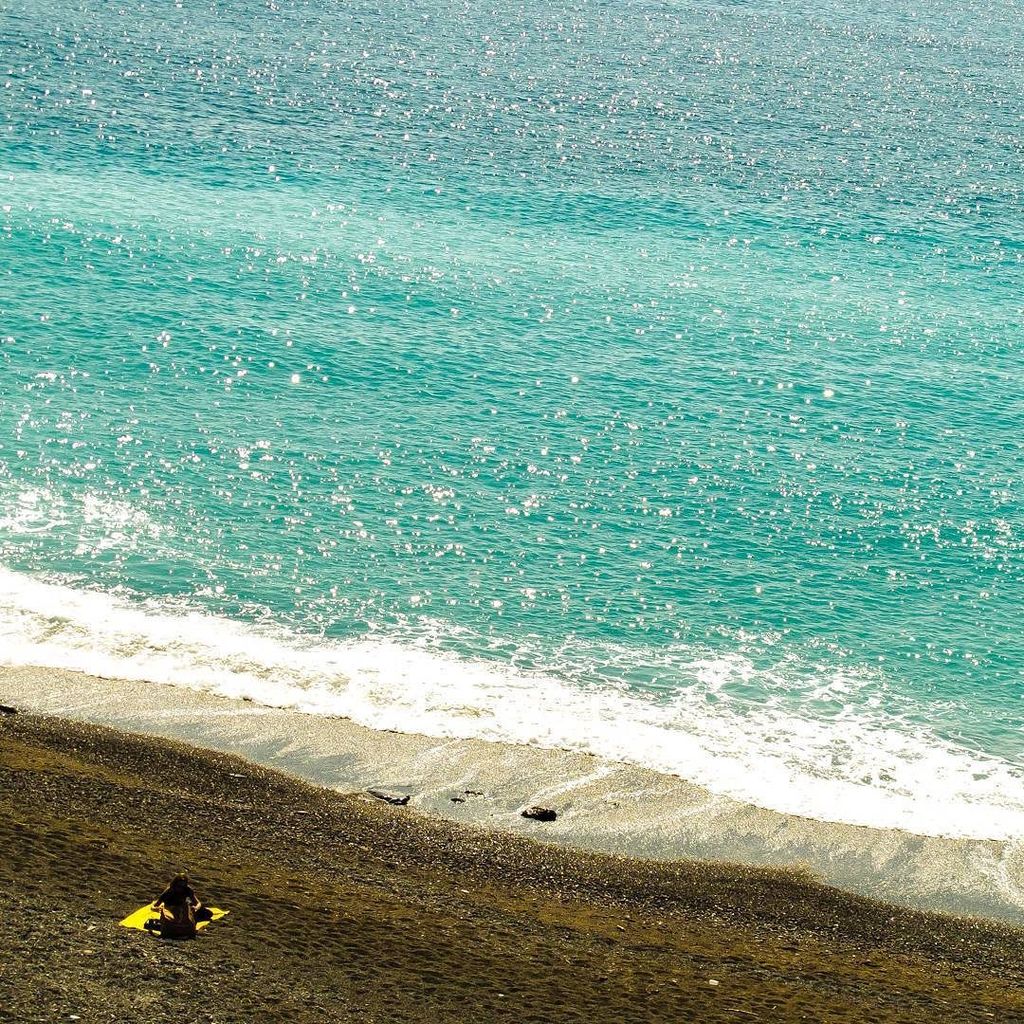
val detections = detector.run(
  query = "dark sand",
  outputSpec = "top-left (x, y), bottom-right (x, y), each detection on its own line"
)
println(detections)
top-left (2, 712), bottom-right (1023, 1024)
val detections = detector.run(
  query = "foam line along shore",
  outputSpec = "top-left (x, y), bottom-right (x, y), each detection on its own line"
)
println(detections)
top-left (4, 663), bottom-right (1024, 925)
top-left (2, 566), bottom-right (1024, 845)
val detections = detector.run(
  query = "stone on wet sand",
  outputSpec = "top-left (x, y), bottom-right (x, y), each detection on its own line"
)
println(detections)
top-left (521, 806), bottom-right (557, 822)
top-left (366, 788), bottom-right (411, 806)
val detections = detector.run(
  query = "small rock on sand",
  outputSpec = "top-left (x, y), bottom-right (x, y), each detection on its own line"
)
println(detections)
top-left (521, 806), bottom-right (557, 822)
top-left (0, 705), bottom-right (19, 716)
top-left (367, 788), bottom-right (411, 806)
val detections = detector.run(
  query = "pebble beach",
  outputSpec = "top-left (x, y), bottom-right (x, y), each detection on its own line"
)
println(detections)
top-left (3, 708), bottom-right (1024, 1023)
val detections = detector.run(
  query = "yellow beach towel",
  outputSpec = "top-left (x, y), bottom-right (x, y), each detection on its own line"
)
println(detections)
top-left (119, 903), bottom-right (229, 931)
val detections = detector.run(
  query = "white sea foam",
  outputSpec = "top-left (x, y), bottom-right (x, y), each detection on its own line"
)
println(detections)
top-left (0, 482), bottom-right (168, 553)
top-left (2, 565), bottom-right (1023, 841)
top-left (0, 487), bottom-right (68, 535)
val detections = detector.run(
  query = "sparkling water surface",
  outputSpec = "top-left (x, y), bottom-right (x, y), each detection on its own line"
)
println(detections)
top-left (2, 0), bottom-right (1023, 836)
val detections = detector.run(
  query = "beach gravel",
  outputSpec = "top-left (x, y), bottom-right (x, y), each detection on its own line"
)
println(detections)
top-left (2, 713), bottom-right (1023, 1023)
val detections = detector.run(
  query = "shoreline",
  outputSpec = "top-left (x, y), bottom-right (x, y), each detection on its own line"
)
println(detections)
top-left (5, 566), bottom-right (1018, 845)
top-left (2, 708), bottom-right (1024, 1023)
top-left (3, 663), bottom-right (1024, 925)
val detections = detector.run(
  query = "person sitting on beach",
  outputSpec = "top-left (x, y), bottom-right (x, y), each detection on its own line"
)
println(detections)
top-left (151, 872), bottom-right (212, 937)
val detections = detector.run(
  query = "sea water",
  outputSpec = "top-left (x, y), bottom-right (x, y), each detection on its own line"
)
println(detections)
top-left (1, 0), bottom-right (1022, 840)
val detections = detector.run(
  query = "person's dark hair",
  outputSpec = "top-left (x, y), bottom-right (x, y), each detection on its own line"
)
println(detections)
top-left (168, 872), bottom-right (190, 891)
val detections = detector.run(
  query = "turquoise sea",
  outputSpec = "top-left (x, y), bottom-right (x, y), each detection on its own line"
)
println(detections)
top-left (2, 0), bottom-right (1023, 838)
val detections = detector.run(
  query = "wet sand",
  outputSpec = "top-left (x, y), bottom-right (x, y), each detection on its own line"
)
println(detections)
top-left (2, 710), bottom-right (1023, 1024)
top-left (5, 664), bottom-right (1023, 925)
